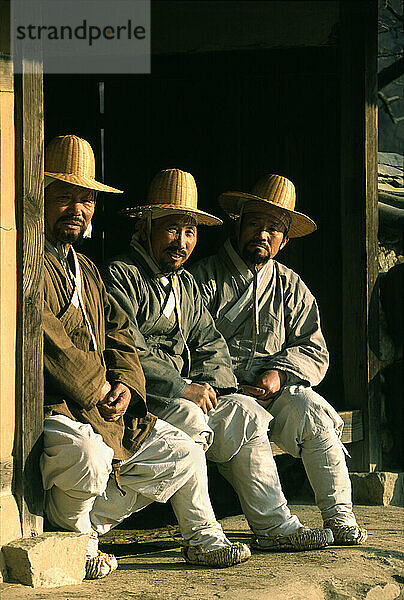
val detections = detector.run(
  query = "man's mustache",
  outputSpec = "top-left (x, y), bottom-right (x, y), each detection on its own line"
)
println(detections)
top-left (249, 240), bottom-right (270, 251)
top-left (58, 216), bottom-right (85, 227)
top-left (165, 246), bottom-right (187, 257)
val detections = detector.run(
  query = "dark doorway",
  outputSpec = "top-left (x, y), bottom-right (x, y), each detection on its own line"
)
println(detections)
top-left (44, 44), bottom-right (342, 408)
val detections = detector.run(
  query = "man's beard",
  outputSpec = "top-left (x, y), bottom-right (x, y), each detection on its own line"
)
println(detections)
top-left (53, 221), bottom-right (86, 245)
top-left (157, 246), bottom-right (187, 273)
top-left (241, 246), bottom-right (270, 267)
top-left (159, 264), bottom-right (180, 274)
top-left (157, 258), bottom-right (185, 274)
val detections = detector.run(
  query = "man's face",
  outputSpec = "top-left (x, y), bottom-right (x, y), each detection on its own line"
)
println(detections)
top-left (146, 215), bottom-right (197, 273)
top-left (237, 211), bottom-right (289, 268)
top-left (45, 181), bottom-right (96, 245)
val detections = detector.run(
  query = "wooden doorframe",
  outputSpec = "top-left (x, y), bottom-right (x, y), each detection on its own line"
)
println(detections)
top-left (10, 2), bottom-right (380, 541)
top-left (14, 60), bottom-right (44, 535)
top-left (339, 0), bottom-right (380, 472)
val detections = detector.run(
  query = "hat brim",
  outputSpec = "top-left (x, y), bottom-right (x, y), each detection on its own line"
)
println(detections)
top-left (45, 172), bottom-right (123, 194)
top-left (121, 204), bottom-right (222, 226)
top-left (219, 192), bottom-right (316, 238)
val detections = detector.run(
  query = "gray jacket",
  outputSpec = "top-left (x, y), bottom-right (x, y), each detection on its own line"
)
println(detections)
top-left (190, 239), bottom-right (329, 387)
top-left (105, 244), bottom-right (238, 408)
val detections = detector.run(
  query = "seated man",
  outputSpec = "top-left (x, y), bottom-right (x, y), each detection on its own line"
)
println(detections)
top-left (105, 167), bottom-right (334, 552)
top-left (41, 135), bottom-right (251, 579)
top-left (190, 173), bottom-right (367, 546)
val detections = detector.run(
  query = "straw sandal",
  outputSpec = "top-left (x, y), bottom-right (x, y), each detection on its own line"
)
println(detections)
top-left (181, 542), bottom-right (251, 568)
top-left (323, 519), bottom-right (368, 545)
top-left (85, 550), bottom-right (118, 580)
top-left (251, 527), bottom-right (334, 552)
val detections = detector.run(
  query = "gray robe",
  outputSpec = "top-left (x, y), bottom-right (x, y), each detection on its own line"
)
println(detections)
top-left (190, 239), bottom-right (329, 387)
top-left (105, 244), bottom-right (238, 408)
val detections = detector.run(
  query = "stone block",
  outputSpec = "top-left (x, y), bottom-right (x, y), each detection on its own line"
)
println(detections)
top-left (365, 583), bottom-right (401, 600)
top-left (325, 581), bottom-right (356, 600)
top-left (0, 551), bottom-right (7, 584)
top-left (2, 532), bottom-right (89, 587)
top-left (350, 472), bottom-right (404, 506)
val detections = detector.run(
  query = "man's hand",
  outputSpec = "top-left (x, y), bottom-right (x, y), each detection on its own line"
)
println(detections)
top-left (182, 383), bottom-right (218, 414)
top-left (99, 381), bottom-right (112, 402)
top-left (240, 384), bottom-right (267, 399)
top-left (249, 370), bottom-right (287, 408)
top-left (97, 382), bottom-right (131, 422)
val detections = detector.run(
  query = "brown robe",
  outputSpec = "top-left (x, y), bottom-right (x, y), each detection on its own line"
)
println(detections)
top-left (44, 246), bottom-right (156, 461)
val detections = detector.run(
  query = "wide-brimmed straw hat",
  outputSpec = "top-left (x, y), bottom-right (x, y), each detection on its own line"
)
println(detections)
top-left (123, 168), bottom-right (222, 226)
top-left (45, 135), bottom-right (123, 194)
top-left (219, 174), bottom-right (316, 237)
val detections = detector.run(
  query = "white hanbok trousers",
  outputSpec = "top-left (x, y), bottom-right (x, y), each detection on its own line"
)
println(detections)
top-left (152, 387), bottom-right (357, 534)
top-left (268, 385), bottom-right (357, 526)
top-left (40, 415), bottom-right (230, 551)
top-left (150, 393), bottom-right (303, 537)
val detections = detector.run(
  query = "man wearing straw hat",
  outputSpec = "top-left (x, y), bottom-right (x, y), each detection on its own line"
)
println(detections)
top-left (106, 168), bottom-right (334, 552)
top-left (191, 173), bottom-right (367, 546)
top-left (41, 136), bottom-right (252, 578)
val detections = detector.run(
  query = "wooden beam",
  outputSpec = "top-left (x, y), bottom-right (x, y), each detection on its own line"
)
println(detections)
top-left (339, 0), bottom-right (380, 472)
top-left (14, 60), bottom-right (44, 536)
top-left (270, 409), bottom-right (364, 457)
top-left (338, 410), bottom-right (364, 446)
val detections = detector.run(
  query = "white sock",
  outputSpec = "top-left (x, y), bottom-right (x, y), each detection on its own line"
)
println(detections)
top-left (86, 531), bottom-right (99, 560)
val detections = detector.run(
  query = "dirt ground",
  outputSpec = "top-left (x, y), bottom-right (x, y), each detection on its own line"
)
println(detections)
top-left (1, 504), bottom-right (403, 600)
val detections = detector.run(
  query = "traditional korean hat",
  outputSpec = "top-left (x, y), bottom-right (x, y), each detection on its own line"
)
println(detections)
top-left (219, 174), bottom-right (316, 237)
top-left (45, 135), bottom-right (123, 193)
top-left (123, 168), bottom-right (222, 226)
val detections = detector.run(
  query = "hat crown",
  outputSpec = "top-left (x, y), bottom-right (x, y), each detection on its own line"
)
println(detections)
top-left (219, 173), bottom-right (316, 237)
top-left (147, 169), bottom-right (198, 210)
top-left (251, 174), bottom-right (296, 211)
top-left (123, 168), bottom-right (221, 225)
top-left (45, 135), bottom-right (95, 178)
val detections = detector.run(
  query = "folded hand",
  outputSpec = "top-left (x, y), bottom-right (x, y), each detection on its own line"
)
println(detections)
top-left (97, 382), bottom-right (131, 422)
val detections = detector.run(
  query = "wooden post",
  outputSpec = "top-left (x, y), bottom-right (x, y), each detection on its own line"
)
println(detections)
top-left (0, 5), bottom-right (25, 556)
top-left (339, 0), bottom-right (380, 472)
top-left (14, 60), bottom-right (44, 535)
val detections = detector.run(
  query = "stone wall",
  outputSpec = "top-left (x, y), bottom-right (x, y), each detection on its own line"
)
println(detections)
top-left (377, 153), bottom-right (403, 471)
